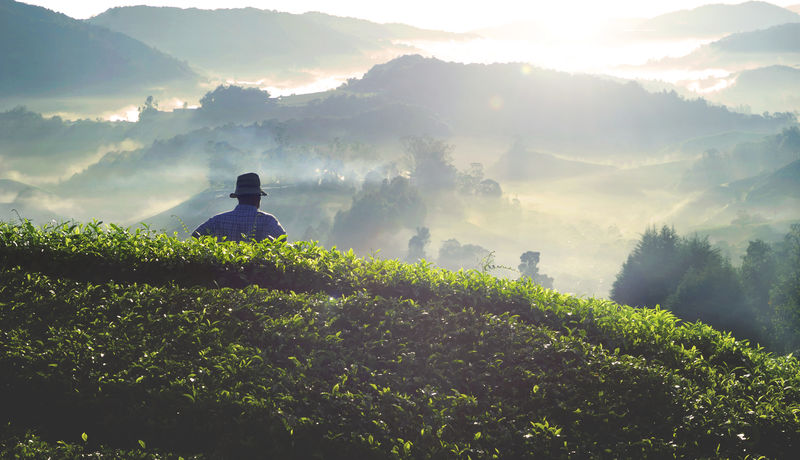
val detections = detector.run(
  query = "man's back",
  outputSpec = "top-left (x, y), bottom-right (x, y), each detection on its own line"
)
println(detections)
top-left (193, 203), bottom-right (285, 242)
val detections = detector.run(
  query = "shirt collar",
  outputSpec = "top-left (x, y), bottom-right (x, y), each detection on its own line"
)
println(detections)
top-left (234, 204), bottom-right (259, 212)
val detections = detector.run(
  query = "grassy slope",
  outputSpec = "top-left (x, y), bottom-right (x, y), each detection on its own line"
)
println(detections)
top-left (0, 221), bottom-right (798, 458)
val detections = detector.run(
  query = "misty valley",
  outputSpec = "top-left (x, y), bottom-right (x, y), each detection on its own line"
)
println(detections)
top-left (1, 0), bottom-right (800, 457)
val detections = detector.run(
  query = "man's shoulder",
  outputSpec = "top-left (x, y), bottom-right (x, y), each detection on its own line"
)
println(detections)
top-left (216, 209), bottom-right (240, 217)
top-left (202, 210), bottom-right (231, 222)
top-left (256, 210), bottom-right (285, 236)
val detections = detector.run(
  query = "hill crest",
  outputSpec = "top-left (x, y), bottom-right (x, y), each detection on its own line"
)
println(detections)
top-left (0, 221), bottom-right (798, 457)
top-left (0, 0), bottom-right (196, 96)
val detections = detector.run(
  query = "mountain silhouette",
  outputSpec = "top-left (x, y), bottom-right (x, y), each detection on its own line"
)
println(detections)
top-left (87, 6), bottom-right (465, 79)
top-left (711, 22), bottom-right (800, 53)
top-left (708, 65), bottom-right (800, 113)
top-left (674, 158), bottom-right (800, 227)
top-left (635, 1), bottom-right (800, 38)
top-left (0, 0), bottom-right (196, 96)
top-left (344, 55), bottom-right (793, 156)
top-left (650, 22), bottom-right (800, 71)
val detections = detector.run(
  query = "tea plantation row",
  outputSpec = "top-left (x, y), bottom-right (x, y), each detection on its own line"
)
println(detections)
top-left (1, 221), bottom-right (798, 458)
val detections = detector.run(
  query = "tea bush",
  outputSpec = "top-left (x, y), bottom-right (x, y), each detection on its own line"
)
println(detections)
top-left (1, 221), bottom-right (798, 458)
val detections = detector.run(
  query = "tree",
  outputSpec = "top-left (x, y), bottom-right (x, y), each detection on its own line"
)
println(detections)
top-left (437, 239), bottom-right (491, 271)
top-left (611, 226), bottom-right (683, 309)
top-left (477, 179), bottom-right (502, 198)
top-left (407, 227), bottom-right (430, 262)
top-left (740, 240), bottom-right (777, 332)
top-left (771, 224), bottom-right (800, 353)
top-left (518, 251), bottom-right (554, 289)
top-left (404, 137), bottom-right (457, 190)
top-left (665, 256), bottom-right (754, 341)
top-left (612, 226), bottom-right (760, 343)
top-left (457, 162), bottom-right (483, 194)
top-left (138, 95), bottom-right (160, 121)
top-left (330, 176), bottom-right (425, 253)
top-left (199, 85), bottom-right (273, 121)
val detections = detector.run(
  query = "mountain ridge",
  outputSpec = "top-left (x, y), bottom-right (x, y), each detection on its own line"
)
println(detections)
top-left (634, 1), bottom-right (800, 37)
top-left (0, 0), bottom-right (196, 97)
top-left (344, 55), bottom-right (793, 155)
top-left (87, 5), bottom-right (468, 80)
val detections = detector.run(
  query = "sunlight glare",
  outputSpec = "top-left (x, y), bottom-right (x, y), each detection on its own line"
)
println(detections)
top-left (107, 106), bottom-right (141, 122)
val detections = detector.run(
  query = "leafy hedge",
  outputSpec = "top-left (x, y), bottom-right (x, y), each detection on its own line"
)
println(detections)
top-left (1, 221), bottom-right (799, 458)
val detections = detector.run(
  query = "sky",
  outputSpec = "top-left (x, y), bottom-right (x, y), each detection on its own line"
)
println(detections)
top-left (21, 0), bottom-right (800, 32)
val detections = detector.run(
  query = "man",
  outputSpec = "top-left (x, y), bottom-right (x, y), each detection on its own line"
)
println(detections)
top-left (193, 172), bottom-right (286, 242)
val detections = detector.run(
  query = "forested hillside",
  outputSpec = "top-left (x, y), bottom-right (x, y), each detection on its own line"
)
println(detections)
top-left (87, 6), bottom-right (465, 79)
top-left (0, 0), bottom-right (196, 96)
top-left (1, 221), bottom-right (798, 458)
top-left (612, 225), bottom-right (800, 352)
top-left (345, 56), bottom-right (792, 155)
top-left (634, 1), bottom-right (800, 37)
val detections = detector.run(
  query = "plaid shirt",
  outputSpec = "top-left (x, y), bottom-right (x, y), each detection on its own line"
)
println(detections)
top-left (193, 204), bottom-right (286, 242)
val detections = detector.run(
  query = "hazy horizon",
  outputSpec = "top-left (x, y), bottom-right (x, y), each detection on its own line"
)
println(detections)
top-left (22, 0), bottom-right (800, 32)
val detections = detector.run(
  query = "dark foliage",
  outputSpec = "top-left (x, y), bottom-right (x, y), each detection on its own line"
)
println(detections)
top-left (1, 221), bottom-right (799, 458)
top-left (612, 226), bottom-right (761, 343)
top-left (437, 239), bottom-right (491, 272)
top-left (346, 56), bottom-right (793, 155)
top-left (199, 85), bottom-right (275, 122)
top-left (0, 0), bottom-right (194, 96)
top-left (330, 176), bottom-right (426, 253)
top-left (406, 226), bottom-right (430, 262)
top-left (518, 251), bottom-right (554, 289)
top-left (771, 224), bottom-right (800, 353)
top-left (613, 225), bottom-right (800, 350)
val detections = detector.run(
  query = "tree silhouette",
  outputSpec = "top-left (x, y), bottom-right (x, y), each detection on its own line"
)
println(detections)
top-left (199, 85), bottom-right (273, 121)
top-left (740, 239), bottom-right (776, 334)
top-left (403, 136), bottom-right (457, 190)
top-left (518, 251), bottom-right (554, 289)
top-left (612, 226), bottom-right (759, 343)
top-left (611, 226), bottom-right (683, 309)
top-left (437, 239), bottom-right (490, 271)
top-left (407, 227), bottom-right (430, 262)
top-left (330, 176), bottom-right (425, 253)
top-left (771, 224), bottom-right (800, 353)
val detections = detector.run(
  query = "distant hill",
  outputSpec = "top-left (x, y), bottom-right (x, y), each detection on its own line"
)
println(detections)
top-left (634, 1), bottom-right (800, 38)
top-left (745, 158), bottom-right (800, 204)
top-left (0, 106), bottom-right (132, 180)
top-left (679, 127), bottom-right (800, 191)
top-left (674, 157), bottom-right (800, 227)
top-left (87, 6), bottom-right (465, 79)
top-left (0, 0), bottom-right (196, 96)
top-left (650, 22), bottom-right (800, 70)
top-left (0, 178), bottom-right (65, 223)
top-left (343, 55), bottom-right (793, 156)
top-left (0, 178), bottom-right (31, 203)
top-left (489, 143), bottom-right (615, 181)
top-left (712, 22), bottom-right (800, 53)
top-left (300, 11), bottom-right (471, 42)
top-left (707, 65), bottom-right (800, 113)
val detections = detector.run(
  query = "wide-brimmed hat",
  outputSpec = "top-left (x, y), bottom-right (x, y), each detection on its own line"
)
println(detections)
top-left (230, 172), bottom-right (268, 198)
